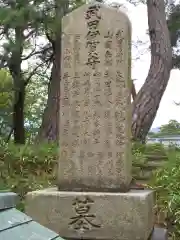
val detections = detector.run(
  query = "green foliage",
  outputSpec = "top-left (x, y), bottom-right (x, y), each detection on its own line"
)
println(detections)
top-left (149, 120), bottom-right (180, 138)
top-left (167, 3), bottom-right (180, 47)
top-left (148, 131), bottom-right (156, 137)
top-left (150, 150), bottom-right (180, 238)
top-left (132, 149), bottom-right (147, 165)
top-left (144, 143), bottom-right (166, 155)
top-left (0, 69), bottom-right (13, 107)
top-left (24, 75), bottom-right (48, 141)
top-left (0, 141), bottom-right (58, 211)
top-left (160, 120), bottom-right (180, 135)
top-left (0, 69), bottom-right (14, 139)
top-left (132, 142), bottom-right (147, 164)
top-left (132, 143), bottom-right (180, 237)
top-left (133, 142), bottom-right (166, 155)
top-left (0, 0), bottom-right (51, 144)
top-left (167, 3), bottom-right (180, 69)
top-left (0, 68), bottom-right (48, 141)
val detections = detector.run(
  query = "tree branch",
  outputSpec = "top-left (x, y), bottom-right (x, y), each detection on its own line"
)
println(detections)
top-left (5, 126), bottom-right (13, 143)
top-left (24, 29), bottom-right (36, 39)
top-left (131, 79), bottom-right (137, 101)
top-left (24, 58), bottom-right (50, 87)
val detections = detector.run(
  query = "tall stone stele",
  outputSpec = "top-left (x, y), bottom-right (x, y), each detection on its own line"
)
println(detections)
top-left (25, 2), bottom-right (155, 240)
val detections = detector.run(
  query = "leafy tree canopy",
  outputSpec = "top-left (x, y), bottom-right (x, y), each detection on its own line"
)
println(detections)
top-left (159, 120), bottom-right (180, 135)
top-left (148, 120), bottom-right (180, 138)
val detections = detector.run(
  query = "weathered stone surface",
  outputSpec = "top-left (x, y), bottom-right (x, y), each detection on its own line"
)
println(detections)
top-left (26, 188), bottom-right (154, 240)
top-left (59, 2), bottom-right (132, 192)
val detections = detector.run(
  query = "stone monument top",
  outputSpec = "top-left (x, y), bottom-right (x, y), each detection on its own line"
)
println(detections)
top-left (58, 2), bottom-right (132, 192)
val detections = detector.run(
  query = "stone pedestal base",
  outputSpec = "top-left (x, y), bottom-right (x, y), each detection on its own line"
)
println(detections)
top-left (25, 188), bottom-right (154, 240)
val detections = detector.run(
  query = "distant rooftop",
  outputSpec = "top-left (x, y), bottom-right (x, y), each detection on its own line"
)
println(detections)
top-left (148, 135), bottom-right (180, 140)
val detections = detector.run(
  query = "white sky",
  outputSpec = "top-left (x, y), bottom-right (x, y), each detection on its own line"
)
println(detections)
top-left (105, 0), bottom-right (180, 128)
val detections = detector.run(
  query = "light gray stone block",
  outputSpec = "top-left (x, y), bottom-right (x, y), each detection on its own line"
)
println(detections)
top-left (0, 192), bottom-right (18, 210)
top-left (25, 188), bottom-right (154, 240)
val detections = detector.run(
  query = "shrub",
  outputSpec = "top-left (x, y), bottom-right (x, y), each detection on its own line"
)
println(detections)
top-left (150, 150), bottom-right (180, 238)
top-left (132, 142), bottom-right (148, 164)
top-left (132, 148), bottom-right (148, 165)
top-left (0, 141), bottom-right (58, 211)
top-left (144, 143), bottom-right (166, 155)
top-left (132, 142), bottom-right (167, 158)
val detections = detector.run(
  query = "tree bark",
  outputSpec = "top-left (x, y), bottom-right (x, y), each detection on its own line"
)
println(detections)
top-left (9, 26), bottom-right (24, 144)
top-left (37, 51), bottom-right (61, 142)
top-left (37, 0), bottom-right (69, 142)
top-left (131, 80), bottom-right (137, 101)
top-left (131, 0), bottom-right (172, 142)
top-left (13, 85), bottom-right (25, 144)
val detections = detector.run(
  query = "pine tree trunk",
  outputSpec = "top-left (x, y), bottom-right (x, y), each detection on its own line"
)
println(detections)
top-left (13, 85), bottom-right (25, 144)
top-left (37, 0), bottom-right (69, 142)
top-left (131, 0), bottom-right (172, 142)
top-left (9, 26), bottom-right (25, 144)
top-left (37, 50), bottom-right (61, 142)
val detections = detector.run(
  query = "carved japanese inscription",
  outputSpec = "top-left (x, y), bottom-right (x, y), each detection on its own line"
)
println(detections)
top-left (62, 72), bottom-right (70, 107)
top-left (115, 29), bottom-right (124, 66)
top-left (64, 48), bottom-right (72, 68)
top-left (59, 3), bottom-right (132, 192)
top-left (85, 4), bottom-right (101, 69)
top-left (74, 35), bottom-right (81, 64)
top-left (104, 30), bottom-right (113, 66)
top-left (69, 197), bottom-right (101, 232)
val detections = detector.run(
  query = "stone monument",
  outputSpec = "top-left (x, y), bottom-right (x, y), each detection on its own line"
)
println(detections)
top-left (26, 2), bottom-right (155, 240)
